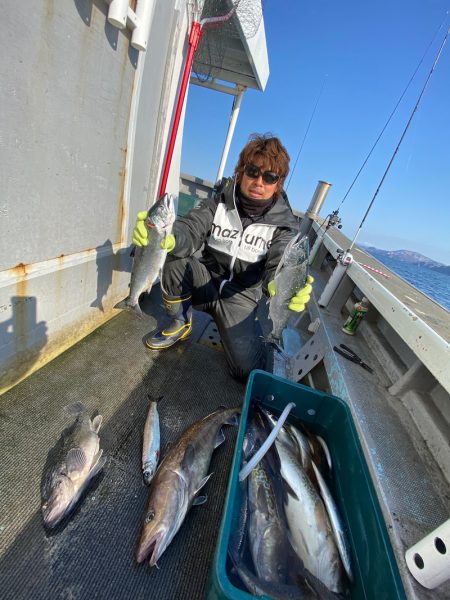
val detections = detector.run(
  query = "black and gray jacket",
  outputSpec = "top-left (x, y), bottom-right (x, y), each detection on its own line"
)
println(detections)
top-left (171, 177), bottom-right (299, 296)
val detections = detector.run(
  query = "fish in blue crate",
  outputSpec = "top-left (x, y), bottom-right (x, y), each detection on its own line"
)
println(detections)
top-left (228, 403), bottom-right (352, 598)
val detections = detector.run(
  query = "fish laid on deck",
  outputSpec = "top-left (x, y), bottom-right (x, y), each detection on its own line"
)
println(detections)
top-left (41, 402), bottom-right (106, 529)
top-left (115, 193), bottom-right (176, 318)
top-left (136, 406), bottom-right (240, 567)
top-left (142, 396), bottom-right (161, 485)
top-left (268, 232), bottom-right (309, 343)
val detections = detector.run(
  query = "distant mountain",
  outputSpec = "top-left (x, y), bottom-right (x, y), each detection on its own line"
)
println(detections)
top-left (362, 246), bottom-right (450, 276)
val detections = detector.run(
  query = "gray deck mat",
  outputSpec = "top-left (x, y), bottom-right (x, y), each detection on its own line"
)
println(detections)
top-left (0, 286), bottom-right (246, 600)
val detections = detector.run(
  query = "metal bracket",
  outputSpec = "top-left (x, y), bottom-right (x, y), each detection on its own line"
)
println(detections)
top-left (273, 321), bottom-right (325, 382)
top-left (288, 331), bottom-right (326, 381)
top-left (197, 319), bottom-right (223, 352)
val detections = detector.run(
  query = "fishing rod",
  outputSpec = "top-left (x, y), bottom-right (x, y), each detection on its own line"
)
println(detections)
top-left (309, 16), bottom-right (447, 265)
top-left (348, 25), bottom-right (450, 252)
top-left (286, 75), bottom-right (327, 191)
top-left (333, 13), bottom-right (449, 215)
top-left (318, 25), bottom-right (449, 307)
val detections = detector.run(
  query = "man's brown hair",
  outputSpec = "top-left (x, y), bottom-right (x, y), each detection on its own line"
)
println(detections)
top-left (234, 133), bottom-right (290, 196)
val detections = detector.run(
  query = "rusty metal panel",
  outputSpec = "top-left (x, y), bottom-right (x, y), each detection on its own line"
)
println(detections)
top-left (0, 0), bottom-right (189, 391)
top-left (1, 0), bottom-right (136, 270)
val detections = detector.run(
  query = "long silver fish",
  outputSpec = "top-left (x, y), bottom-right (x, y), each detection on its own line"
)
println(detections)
top-left (275, 439), bottom-right (344, 594)
top-left (136, 406), bottom-right (240, 566)
top-left (268, 232), bottom-right (309, 343)
top-left (311, 462), bottom-right (353, 583)
top-left (142, 396), bottom-right (161, 485)
top-left (41, 402), bottom-right (106, 529)
top-left (115, 194), bottom-right (176, 317)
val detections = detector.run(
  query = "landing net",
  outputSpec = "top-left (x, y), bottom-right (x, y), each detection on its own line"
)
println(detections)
top-left (192, 0), bottom-right (264, 83)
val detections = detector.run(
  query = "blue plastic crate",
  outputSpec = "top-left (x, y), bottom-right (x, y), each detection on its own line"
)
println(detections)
top-left (207, 370), bottom-right (407, 600)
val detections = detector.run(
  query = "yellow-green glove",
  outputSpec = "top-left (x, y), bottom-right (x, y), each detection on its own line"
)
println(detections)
top-left (268, 275), bottom-right (314, 312)
top-left (132, 211), bottom-right (150, 247)
top-left (160, 234), bottom-right (176, 252)
top-left (132, 212), bottom-right (176, 252)
top-left (268, 280), bottom-right (277, 298)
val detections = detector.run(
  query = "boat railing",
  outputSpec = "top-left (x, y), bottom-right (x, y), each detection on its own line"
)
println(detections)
top-left (307, 220), bottom-right (450, 485)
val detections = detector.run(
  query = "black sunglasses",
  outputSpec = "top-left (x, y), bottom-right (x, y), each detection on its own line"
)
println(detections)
top-left (244, 164), bottom-right (280, 185)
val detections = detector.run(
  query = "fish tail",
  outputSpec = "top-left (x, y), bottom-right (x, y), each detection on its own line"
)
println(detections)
top-left (64, 401), bottom-right (87, 416)
top-left (114, 297), bottom-right (131, 310)
top-left (148, 395), bottom-right (163, 404)
top-left (115, 297), bottom-right (145, 319)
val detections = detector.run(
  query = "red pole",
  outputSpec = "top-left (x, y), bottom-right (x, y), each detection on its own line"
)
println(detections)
top-left (158, 21), bottom-right (203, 198)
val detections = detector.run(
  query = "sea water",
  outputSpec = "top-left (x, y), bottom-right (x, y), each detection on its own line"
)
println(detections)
top-left (374, 256), bottom-right (450, 312)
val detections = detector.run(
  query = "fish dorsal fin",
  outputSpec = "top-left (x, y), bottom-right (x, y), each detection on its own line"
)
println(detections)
top-left (91, 415), bottom-right (103, 433)
top-left (214, 428), bottom-right (226, 448)
top-left (193, 495), bottom-right (207, 506)
top-left (66, 447), bottom-right (87, 473)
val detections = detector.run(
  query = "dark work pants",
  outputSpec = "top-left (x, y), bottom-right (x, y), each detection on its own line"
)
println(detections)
top-left (161, 255), bottom-right (266, 381)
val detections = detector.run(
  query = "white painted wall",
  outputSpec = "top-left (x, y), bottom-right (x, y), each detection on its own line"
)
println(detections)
top-left (0, 0), bottom-right (189, 393)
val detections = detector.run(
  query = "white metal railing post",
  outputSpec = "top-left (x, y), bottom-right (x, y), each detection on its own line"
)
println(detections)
top-left (107, 0), bottom-right (129, 29)
top-left (131, 0), bottom-right (156, 51)
top-left (215, 86), bottom-right (245, 183)
top-left (106, 0), bottom-right (155, 51)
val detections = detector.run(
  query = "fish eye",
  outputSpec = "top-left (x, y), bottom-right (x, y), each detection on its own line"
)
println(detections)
top-left (145, 510), bottom-right (155, 523)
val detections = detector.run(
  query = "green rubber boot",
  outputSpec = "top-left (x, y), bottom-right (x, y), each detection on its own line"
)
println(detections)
top-left (145, 294), bottom-right (192, 350)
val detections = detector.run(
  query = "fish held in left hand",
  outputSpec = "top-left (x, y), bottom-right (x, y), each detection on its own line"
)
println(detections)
top-left (115, 194), bottom-right (176, 318)
top-left (41, 402), bottom-right (106, 529)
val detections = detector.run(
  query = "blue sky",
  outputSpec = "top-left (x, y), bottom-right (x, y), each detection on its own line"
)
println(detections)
top-left (181, 0), bottom-right (450, 264)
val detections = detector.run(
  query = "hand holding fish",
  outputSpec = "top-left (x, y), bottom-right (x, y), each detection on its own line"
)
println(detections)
top-left (132, 211), bottom-right (176, 251)
top-left (160, 233), bottom-right (176, 252)
top-left (268, 275), bottom-right (314, 312)
top-left (132, 211), bottom-right (150, 247)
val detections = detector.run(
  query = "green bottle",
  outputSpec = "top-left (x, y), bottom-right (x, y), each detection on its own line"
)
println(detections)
top-left (342, 297), bottom-right (369, 335)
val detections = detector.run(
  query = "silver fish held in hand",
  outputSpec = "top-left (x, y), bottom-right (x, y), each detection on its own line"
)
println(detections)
top-left (115, 193), bottom-right (176, 318)
top-left (41, 402), bottom-right (106, 529)
top-left (268, 232), bottom-right (309, 344)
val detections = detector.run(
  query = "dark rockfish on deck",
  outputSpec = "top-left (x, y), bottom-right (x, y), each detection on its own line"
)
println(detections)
top-left (269, 232), bottom-right (309, 343)
top-left (41, 402), bottom-right (106, 529)
top-left (142, 396), bottom-right (161, 485)
top-left (115, 194), bottom-right (176, 317)
top-left (136, 407), bottom-right (240, 567)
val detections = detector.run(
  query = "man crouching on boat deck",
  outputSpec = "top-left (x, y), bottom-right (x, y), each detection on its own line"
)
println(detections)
top-left (132, 134), bottom-right (313, 382)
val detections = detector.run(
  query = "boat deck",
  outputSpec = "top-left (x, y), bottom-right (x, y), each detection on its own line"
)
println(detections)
top-left (0, 288), bottom-right (245, 600)
top-left (0, 275), bottom-right (449, 600)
